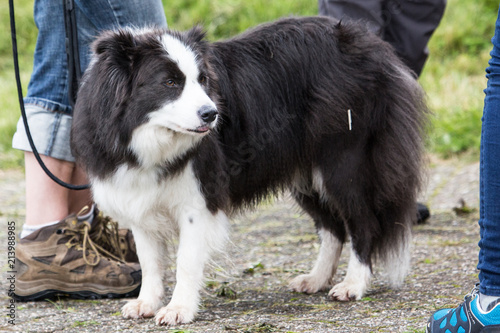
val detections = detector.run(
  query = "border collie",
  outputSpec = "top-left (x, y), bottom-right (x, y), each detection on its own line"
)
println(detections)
top-left (71, 16), bottom-right (427, 325)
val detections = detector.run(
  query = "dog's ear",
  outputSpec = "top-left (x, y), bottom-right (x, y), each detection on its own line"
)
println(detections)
top-left (91, 29), bottom-right (137, 73)
top-left (183, 25), bottom-right (210, 58)
top-left (184, 24), bottom-right (207, 48)
top-left (92, 29), bottom-right (137, 75)
top-left (87, 29), bottom-right (139, 107)
top-left (93, 29), bottom-right (136, 55)
top-left (185, 25), bottom-right (207, 44)
top-left (79, 29), bottom-right (138, 129)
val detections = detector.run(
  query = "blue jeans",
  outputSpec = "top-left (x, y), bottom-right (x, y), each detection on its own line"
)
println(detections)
top-left (12, 0), bottom-right (167, 162)
top-left (477, 7), bottom-right (500, 297)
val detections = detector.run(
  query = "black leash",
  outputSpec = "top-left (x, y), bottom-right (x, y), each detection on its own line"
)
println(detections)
top-left (9, 0), bottom-right (89, 190)
top-left (63, 0), bottom-right (81, 108)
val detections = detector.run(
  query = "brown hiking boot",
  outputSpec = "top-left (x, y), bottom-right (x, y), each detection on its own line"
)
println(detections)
top-left (13, 212), bottom-right (141, 301)
top-left (89, 207), bottom-right (139, 263)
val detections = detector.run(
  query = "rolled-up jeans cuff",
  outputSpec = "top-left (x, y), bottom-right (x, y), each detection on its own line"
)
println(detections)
top-left (12, 103), bottom-right (75, 162)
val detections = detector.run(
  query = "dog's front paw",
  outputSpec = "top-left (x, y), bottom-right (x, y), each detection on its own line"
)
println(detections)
top-left (155, 304), bottom-right (196, 325)
top-left (328, 281), bottom-right (365, 301)
top-left (289, 274), bottom-right (329, 294)
top-left (122, 299), bottom-right (160, 319)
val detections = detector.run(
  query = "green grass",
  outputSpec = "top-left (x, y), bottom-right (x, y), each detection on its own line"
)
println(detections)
top-left (0, 0), bottom-right (34, 169)
top-left (1, 0), bottom-right (497, 168)
top-left (420, 0), bottom-right (498, 157)
top-left (164, 0), bottom-right (317, 38)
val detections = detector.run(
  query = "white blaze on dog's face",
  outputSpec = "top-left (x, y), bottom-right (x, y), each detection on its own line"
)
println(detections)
top-left (129, 31), bottom-right (218, 167)
top-left (151, 33), bottom-right (218, 134)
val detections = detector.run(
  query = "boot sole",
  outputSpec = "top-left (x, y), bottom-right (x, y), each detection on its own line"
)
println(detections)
top-left (12, 284), bottom-right (140, 302)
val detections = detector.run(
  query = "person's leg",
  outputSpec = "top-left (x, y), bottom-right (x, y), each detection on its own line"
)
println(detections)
top-left (24, 152), bottom-right (91, 226)
top-left (426, 6), bottom-right (500, 333)
top-left (13, 101), bottom-right (90, 236)
top-left (382, 0), bottom-right (446, 76)
top-left (75, 0), bottom-right (167, 71)
top-left (12, 0), bottom-right (88, 232)
top-left (11, 0), bottom-right (166, 301)
top-left (318, 0), bottom-right (383, 35)
top-left (68, 163), bottom-right (92, 213)
top-left (477, 5), bottom-right (500, 301)
top-left (13, 0), bottom-right (167, 231)
top-left (319, 0), bottom-right (446, 77)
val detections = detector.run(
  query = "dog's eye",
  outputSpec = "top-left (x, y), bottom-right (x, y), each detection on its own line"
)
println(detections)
top-left (199, 75), bottom-right (208, 85)
top-left (165, 79), bottom-right (177, 87)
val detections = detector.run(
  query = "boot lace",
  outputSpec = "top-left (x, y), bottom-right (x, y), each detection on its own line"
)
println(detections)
top-left (89, 210), bottom-right (126, 261)
top-left (62, 214), bottom-right (123, 266)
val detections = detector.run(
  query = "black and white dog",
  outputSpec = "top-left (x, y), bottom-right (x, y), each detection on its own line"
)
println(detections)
top-left (71, 16), bottom-right (427, 325)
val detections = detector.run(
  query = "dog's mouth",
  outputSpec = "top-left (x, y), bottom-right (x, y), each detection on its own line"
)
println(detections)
top-left (188, 125), bottom-right (211, 134)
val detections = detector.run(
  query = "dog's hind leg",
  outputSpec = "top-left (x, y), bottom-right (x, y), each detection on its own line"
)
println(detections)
top-left (328, 243), bottom-right (372, 301)
top-left (313, 165), bottom-right (375, 301)
top-left (328, 208), bottom-right (412, 301)
top-left (289, 191), bottom-right (345, 294)
top-left (289, 228), bottom-right (343, 293)
top-left (327, 205), bottom-right (378, 301)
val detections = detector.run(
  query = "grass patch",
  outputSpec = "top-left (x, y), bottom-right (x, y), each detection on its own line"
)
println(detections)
top-left (422, 258), bottom-right (436, 265)
top-left (420, 0), bottom-right (498, 157)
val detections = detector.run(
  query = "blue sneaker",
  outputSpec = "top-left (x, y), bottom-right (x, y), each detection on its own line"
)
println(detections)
top-left (427, 285), bottom-right (500, 333)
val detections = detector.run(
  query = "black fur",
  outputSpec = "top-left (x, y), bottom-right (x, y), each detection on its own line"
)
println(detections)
top-left (72, 17), bottom-right (427, 270)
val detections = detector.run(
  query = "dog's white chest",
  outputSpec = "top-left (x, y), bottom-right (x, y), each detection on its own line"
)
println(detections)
top-left (91, 162), bottom-right (205, 231)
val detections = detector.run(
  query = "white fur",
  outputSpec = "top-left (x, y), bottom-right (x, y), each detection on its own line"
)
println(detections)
top-left (155, 34), bottom-right (218, 135)
top-left (289, 229), bottom-right (343, 293)
top-left (159, 34), bottom-right (200, 79)
top-left (312, 168), bottom-right (328, 203)
top-left (93, 161), bottom-right (229, 325)
top-left (146, 82), bottom-right (217, 136)
top-left (129, 122), bottom-right (200, 168)
top-left (292, 168), bottom-right (327, 199)
top-left (156, 209), bottom-right (229, 325)
top-left (383, 224), bottom-right (411, 288)
top-left (329, 245), bottom-right (372, 301)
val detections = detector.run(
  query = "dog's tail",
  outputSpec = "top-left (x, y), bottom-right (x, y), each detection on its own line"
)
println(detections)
top-left (330, 20), bottom-right (430, 287)
top-left (335, 20), bottom-right (429, 285)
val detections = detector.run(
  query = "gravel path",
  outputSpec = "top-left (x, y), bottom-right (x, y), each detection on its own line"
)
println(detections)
top-left (0, 156), bottom-right (481, 332)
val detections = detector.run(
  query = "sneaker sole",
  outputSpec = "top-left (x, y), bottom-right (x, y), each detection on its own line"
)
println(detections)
top-left (427, 325), bottom-right (500, 333)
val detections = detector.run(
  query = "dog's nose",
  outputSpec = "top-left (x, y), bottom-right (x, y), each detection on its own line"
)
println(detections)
top-left (198, 105), bottom-right (218, 123)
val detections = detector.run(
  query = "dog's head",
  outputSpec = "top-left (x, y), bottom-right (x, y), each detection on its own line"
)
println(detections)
top-left (73, 26), bottom-right (218, 169)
